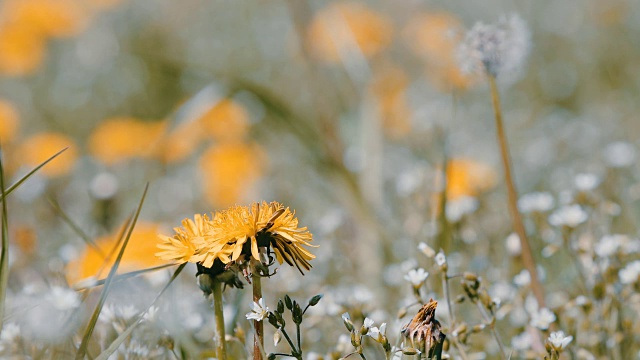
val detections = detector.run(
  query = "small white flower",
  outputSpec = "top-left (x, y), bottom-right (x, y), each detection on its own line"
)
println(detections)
top-left (0, 323), bottom-right (20, 342)
top-left (246, 298), bottom-right (269, 322)
top-left (119, 305), bottom-right (138, 321)
top-left (574, 173), bottom-right (600, 191)
top-left (368, 322), bottom-right (387, 342)
top-left (306, 352), bottom-right (322, 360)
top-left (445, 196), bottom-right (479, 222)
top-left (548, 331), bottom-right (573, 350)
top-left (548, 205), bottom-right (588, 228)
top-left (530, 307), bottom-right (556, 330)
top-left (518, 192), bottom-right (554, 213)
top-left (435, 251), bottom-right (447, 267)
top-left (274, 330), bottom-right (282, 346)
top-left (341, 312), bottom-right (351, 322)
top-left (45, 286), bottom-right (80, 311)
top-left (505, 233), bottom-right (521, 256)
top-left (511, 331), bottom-right (532, 351)
top-left (363, 317), bottom-right (374, 330)
top-left (595, 234), bottom-right (623, 258)
top-left (404, 268), bottom-right (429, 287)
top-left (143, 306), bottom-right (159, 322)
top-left (619, 260), bottom-right (640, 285)
top-left (604, 141), bottom-right (636, 168)
top-left (513, 269), bottom-right (531, 287)
top-left (457, 13), bottom-right (531, 80)
top-left (418, 242), bottom-right (436, 258)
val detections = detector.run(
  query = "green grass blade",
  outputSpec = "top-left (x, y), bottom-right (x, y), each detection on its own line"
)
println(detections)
top-left (48, 196), bottom-right (104, 257)
top-left (73, 263), bottom-right (177, 290)
top-left (0, 147), bottom-right (68, 202)
top-left (0, 149), bottom-right (9, 334)
top-left (95, 263), bottom-right (186, 360)
top-left (75, 183), bottom-right (149, 360)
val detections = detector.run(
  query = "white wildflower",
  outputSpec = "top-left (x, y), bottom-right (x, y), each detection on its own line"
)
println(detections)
top-left (368, 322), bottom-right (387, 342)
top-left (45, 286), bottom-right (80, 311)
top-left (457, 13), bottom-right (531, 80)
top-left (513, 269), bottom-right (531, 287)
top-left (404, 268), bottom-right (429, 288)
top-left (594, 234), bottom-right (623, 258)
top-left (246, 298), bottom-right (269, 322)
top-left (435, 251), bottom-right (447, 267)
top-left (505, 233), bottom-right (521, 255)
top-left (530, 307), bottom-right (556, 330)
top-left (511, 331), bottom-right (532, 351)
top-left (0, 323), bottom-right (20, 342)
top-left (363, 317), bottom-right (374, 330)
top-left (445, 196), bottom-right (479, 222)
top-left (548, 205), bottom-right (588, 228)
top-left (518, 192), bottom-right (554, 213)
top-left (418, 242), bottom-right (436, 258)
top-left (603, 141), bottom-right (636, 168)
top-left (548, 331), bottom-right (573, 350)
top-left (619, 260), bottom-right (640, 285)
top-left (574, 173), bottom-right (600, 191)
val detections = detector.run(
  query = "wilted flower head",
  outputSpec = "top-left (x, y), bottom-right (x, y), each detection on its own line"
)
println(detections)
top-left (457, 13), bottom-right (531, 80)
top-left (401, 299), bottom-right (446, 354)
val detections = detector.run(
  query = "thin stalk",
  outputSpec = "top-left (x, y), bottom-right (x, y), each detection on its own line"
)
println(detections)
top-left (442, 273), bottom-right (469, 360)
top-left (488, 75), bottom-right (545, 307)
top-left (212, 281), bottom-right (227, 360)
top-left (253, 275), bottom-right (264, 360)
top-left (475, 302), bottom-right (507, 360)
top-left (296, 322), bottom-right (301, 354)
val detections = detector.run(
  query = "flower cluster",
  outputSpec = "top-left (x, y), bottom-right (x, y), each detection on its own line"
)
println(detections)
top-left (156, 201), bottom-right (317, 276)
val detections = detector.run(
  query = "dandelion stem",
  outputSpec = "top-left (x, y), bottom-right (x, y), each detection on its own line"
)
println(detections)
top-left (212, 281), bottom-right (227, 360)
top-left (253, 274), bottom-right (264, 360)
top-left (488, 75), bottom-right (545, 307)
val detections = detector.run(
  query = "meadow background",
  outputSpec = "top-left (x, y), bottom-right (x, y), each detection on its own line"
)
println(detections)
top-left (0, 0), bottom-right (639, 359)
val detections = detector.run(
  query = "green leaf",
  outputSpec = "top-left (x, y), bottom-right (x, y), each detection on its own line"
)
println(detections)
top-left (0, 147), bottom-right (68, 202)
top-left (48, 196), bottom-right (103, 257)
top-left (75, 183), bottom-right (149, 360)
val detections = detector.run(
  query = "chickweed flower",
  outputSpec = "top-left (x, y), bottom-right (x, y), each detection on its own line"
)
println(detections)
top-left (547, 331), bottom-right (573, 351)
top-left (404, 268), bottom-right (429, 288)
top-left (457, 13), bottom-right (531, 81)
top-left (548, 205), bottom-right (588, 228)
top-left (530, 307), bottom-right (556, 330)
top-left (246, 298), bottom-right (269, 322)
top-left (435, 250), bottom-right (447, 270)
top-left (619, 260), bottom-right (640, 285)
top-left (418, 242), bottom-right (435, 258)
top-left (518, 192), bottom-right (554, 213)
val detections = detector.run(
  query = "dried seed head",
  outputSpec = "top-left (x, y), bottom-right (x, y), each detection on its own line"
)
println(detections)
top-left (401, 299), bottom-right (446, 354)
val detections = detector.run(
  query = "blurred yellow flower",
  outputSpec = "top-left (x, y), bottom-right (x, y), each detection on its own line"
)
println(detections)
top-left (211, 201), bottom-right (316, 273)
top-left (88, 117), bottom-right (165, 165)
top-left (0, 99), bottom-right (20, 144)
top-left (156, 119), bottom-right (205, 164)
top-left (307, 2), bottom-right (393, 63)
top-left (19, 132), bottom-right (77, 177)
top-left (0, 23), bottom-right (46, 76)
top-left (5, 0), bottom-right (88, 38)
top-left (404, 12), bottom-right (475, 90)
top-left (446, 158), bottom-right (498, 200)
top-left (66, 222), bottom-right (168, 286)
top-left (198, 142), bottom-right (265, 208)
top-left (198, 99), bottom-right (250, 143)
top-left (370, 66), bottom-right (412, 139)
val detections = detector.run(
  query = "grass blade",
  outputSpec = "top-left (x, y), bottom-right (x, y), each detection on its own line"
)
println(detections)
top-left (48, 196), bottom-right (104, 257)
top-left (0, 147), bottom-right (68, 202)
top-left (73, 263), bottom-right (177, 290)
top-left (0, 149), bottom-right (9, 333)
top-left (75, 183), bottom-right (149, 360)
top-left (95, 263), bottom-right (186, 360)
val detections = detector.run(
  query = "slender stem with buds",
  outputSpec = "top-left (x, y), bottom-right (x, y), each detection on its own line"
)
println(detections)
top-left (212, 281), bottom-right (227, 360)
top-left (475, 302), bottom-right (507, 359)
top-left (441, 273), bottom-right (470, 360)
top-left (488, 75), bottom-right (545, 307)
top-left (253, 274), bottom-right (264, 360)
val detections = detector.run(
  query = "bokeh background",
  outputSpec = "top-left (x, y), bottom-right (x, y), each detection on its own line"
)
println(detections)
top-left (1, 0), bottom-right (640, 358)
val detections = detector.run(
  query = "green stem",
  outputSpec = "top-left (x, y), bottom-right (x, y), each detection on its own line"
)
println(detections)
top-left (475, 301), bottom-right (507, 360)
top-left (212, 281), bottom-right (227, 360)
top-left (253, 275), bottom-right (264, 360)
top-left (488, 75), bottom-right (546, 308)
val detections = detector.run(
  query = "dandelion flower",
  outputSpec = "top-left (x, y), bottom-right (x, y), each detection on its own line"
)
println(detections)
top-left (457, 13), bottom-right (531, 81)
top-left (245, 298), bottom-right (269, 321)
top-left (19, 132), bottom-right (77, 177)
top-left (210, 201), bottom-right (317, 274)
